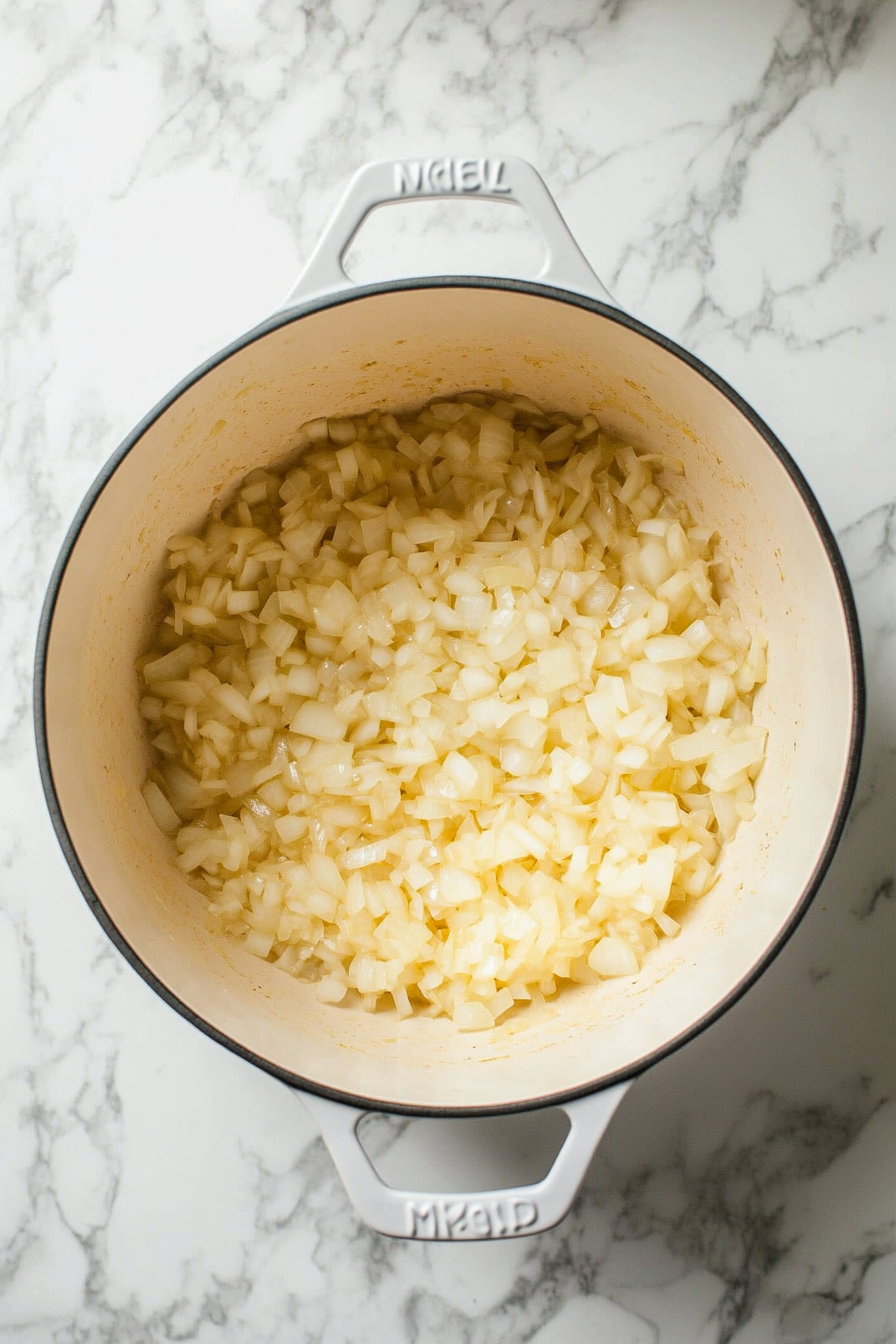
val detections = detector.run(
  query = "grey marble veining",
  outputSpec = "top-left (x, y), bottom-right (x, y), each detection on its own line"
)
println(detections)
top-left (3, 1), bottom-right (896, 1340)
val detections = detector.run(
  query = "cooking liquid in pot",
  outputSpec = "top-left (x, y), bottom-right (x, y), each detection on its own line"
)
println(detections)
top-left (136, 392), bottom-right (767, 1031)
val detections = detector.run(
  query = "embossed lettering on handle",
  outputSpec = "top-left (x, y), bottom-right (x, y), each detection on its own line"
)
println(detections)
top-left (393, 157), bottom-right (512, 196)
top-left (407, 1196), bottom-right (538, 1239)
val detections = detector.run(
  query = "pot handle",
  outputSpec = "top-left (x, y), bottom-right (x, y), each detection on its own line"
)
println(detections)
top-left (300, 1080), bottom-right (630, 1241)
top-left (280, 156), bottom-right (617, 309)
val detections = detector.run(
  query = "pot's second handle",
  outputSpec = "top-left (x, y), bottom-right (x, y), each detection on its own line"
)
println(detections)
top-left (300, 1082), bottom-right (630, 1241)
top-left (281, 156), bottom-right (616, 308)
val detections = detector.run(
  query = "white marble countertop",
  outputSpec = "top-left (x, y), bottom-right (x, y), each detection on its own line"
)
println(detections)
top-left (3, 1), bottom-right (896, 1339)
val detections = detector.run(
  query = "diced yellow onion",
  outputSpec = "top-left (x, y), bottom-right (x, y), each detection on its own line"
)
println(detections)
top-left (138, 392), bottom-right (767, 1031)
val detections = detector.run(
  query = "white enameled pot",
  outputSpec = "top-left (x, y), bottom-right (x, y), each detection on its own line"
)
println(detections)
top-left (36, 158), bottom-right (863, 1242)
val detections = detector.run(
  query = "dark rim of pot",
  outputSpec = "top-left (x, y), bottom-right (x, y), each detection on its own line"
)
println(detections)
top-left (34, 276), bottom-right (866, 1118)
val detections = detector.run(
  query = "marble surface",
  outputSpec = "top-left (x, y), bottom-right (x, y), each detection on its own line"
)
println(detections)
top-left (3, 0), bottom-right (896, 1338)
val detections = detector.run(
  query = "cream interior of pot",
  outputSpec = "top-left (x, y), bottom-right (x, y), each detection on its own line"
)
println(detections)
top-left (43, 287), bottom-right (856, 1111)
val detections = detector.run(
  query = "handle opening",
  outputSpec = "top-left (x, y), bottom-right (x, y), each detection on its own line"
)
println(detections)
top-left (357, 1107), bottom-right (570, 1194)
top-left (342, 194), bottom-right (546, 286)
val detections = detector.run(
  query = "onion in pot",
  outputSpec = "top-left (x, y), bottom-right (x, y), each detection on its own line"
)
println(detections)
top-left (138, 393), bottom-right (767, 1029)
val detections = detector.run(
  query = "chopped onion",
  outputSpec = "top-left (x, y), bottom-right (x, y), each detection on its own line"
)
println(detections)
top-left (588, 936), bottom-right (640, 977)
top-left (139, 392), bottom-right (767, 1031)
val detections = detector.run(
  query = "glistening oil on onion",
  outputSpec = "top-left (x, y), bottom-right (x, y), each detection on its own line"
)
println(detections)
top-left (137, 393), bottom-right (767, 1031)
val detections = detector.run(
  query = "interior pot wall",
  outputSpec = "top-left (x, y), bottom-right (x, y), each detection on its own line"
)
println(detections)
top-left (43, 286), bottom-right (856, 1111)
